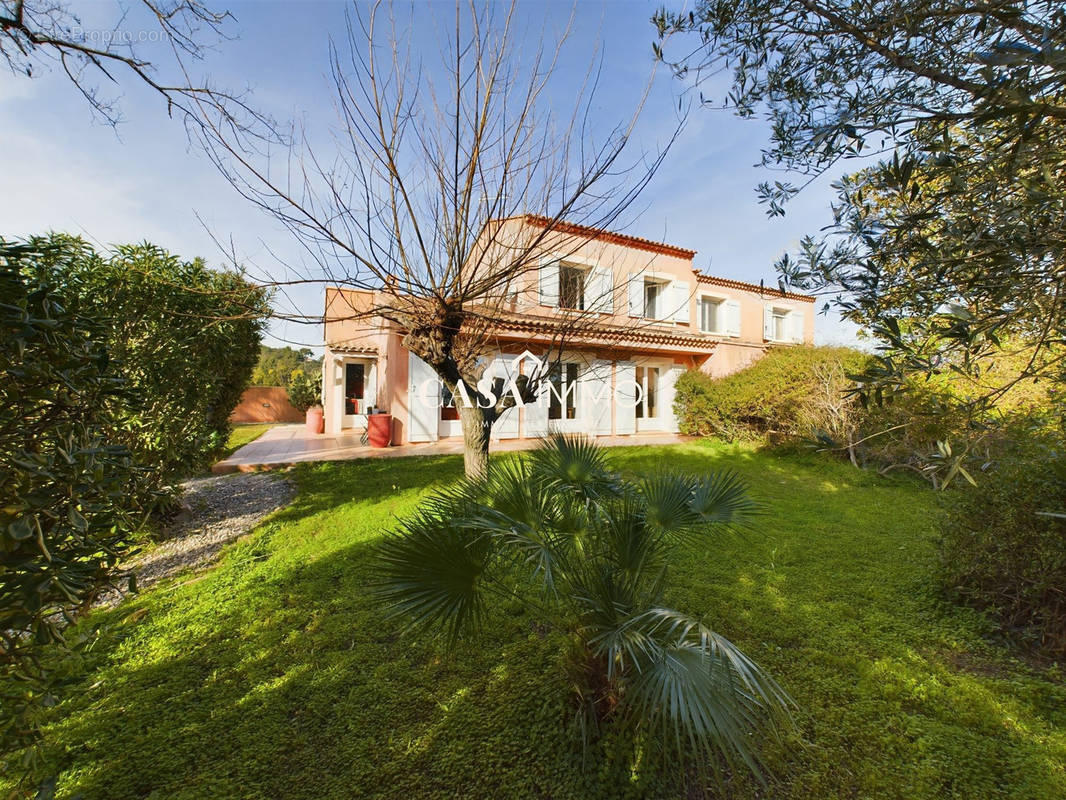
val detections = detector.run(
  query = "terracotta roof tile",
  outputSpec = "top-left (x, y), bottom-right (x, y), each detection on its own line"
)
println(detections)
top-left (518, 214), bottom-right (697, 260)
top-left (696, 273), bottom-right (815, 303)
top-left (483, 309), bottom-right (718, 352)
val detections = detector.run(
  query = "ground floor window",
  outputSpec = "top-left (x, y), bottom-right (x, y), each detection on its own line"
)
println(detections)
top-left (548, 362), bottom-right (579, 420)
top-left (344, 362), bottom-right (365, 414)
top-left (635, 366), bottom-right (659, 419)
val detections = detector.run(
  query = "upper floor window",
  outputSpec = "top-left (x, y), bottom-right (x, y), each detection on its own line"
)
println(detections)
top-left (643, 279), bottom-right (663, 319)
top-left (559, 265), bottom-right (586, 310)
top-left (764, 304), bottom-right (804, 343)
top-left (700, 297), bottom-right (722, 333)
top-left (540, 261), bottom-right (612, 312)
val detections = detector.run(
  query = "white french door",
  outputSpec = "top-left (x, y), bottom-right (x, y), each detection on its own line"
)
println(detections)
top-left (342, 360), bottom-right (375, 430)
top-left (635, 364), bottom-right (664, 432)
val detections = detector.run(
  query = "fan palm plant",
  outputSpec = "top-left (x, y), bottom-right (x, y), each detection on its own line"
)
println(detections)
top-left (376, 434), bottom-right (792, 778)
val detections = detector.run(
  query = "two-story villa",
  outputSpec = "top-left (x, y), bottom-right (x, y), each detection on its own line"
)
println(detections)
top-left (321, 215), bottom-right (815, 443)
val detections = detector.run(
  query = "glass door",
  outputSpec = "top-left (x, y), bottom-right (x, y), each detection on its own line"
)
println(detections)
top-left (343, 361), bottom-right (369, 429)
top-left (635, 365), bottom-right (662, 431)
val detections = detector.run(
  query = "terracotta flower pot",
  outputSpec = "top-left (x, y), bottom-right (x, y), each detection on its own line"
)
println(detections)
top-left (305, 404), bottom-right (325, 434)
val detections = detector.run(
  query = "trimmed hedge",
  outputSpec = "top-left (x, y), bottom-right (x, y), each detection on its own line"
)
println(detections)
top-left (28, 235), bottom-right (269, 485)
top-left (2, 235), bottom-right (269, 776)
top-left (1, 242), bottom-right (141, 763)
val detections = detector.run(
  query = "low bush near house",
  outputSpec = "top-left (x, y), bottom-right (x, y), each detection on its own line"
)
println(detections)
top-left (938, 422), bottom-right (1066, 656)
top-left (377, 434), bottom-right (793, 780)
top-left (674, 346), bottom-right (870, 442)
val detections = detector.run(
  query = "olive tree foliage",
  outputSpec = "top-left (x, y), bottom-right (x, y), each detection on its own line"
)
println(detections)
top-left (251, 345), bottom-right (320, 387)
top-left (654, 1), bottom-right (1066, 401)
top-left (189, 0), bottom-right (678, 479)
top-left (0, 241), bottom-right (142, 771)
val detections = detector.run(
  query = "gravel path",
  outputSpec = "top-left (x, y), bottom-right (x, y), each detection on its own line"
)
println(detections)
top-left (99, 472), bottom-right (295, 607)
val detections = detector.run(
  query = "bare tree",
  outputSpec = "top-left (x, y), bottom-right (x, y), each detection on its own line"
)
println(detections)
top-left (191, 0), bottom-right (680, 477)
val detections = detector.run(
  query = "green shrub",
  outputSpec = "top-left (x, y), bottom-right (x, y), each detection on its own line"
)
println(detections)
top-left (0, 242), bottom-right (143, 766)
top-left (28, 235), bottom-right (270, 484)
top-left (938, 423), bottom-right (1066, 656)
top-left (286, 368), bottom-right (321, 412)
top-left (674, 346), bottom-right (871, 442)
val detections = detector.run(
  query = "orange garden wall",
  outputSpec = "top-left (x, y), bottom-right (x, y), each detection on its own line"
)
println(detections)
top-left (230, 386), bottom-right (304, 423)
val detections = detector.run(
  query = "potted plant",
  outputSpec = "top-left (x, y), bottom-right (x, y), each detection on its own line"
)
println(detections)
top-left (287, 369), bottom-right (324, 433)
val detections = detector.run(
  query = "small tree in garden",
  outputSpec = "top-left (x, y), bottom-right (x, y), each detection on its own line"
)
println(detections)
top-left (191, 1), bottom-right (678, 479)
top-left (286, 369), bottom-right (321, 413)
top-left (377, 435), bottom-right (792, 779)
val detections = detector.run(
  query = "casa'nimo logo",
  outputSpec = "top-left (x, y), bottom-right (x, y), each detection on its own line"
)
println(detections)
top-left (412, 350), bottom-right (649, 409)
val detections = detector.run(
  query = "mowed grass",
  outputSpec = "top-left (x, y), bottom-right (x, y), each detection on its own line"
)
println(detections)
top-left (220, 423), bottom-right (276, 459)
top-left (14, 442), bottom-right (1066, 799)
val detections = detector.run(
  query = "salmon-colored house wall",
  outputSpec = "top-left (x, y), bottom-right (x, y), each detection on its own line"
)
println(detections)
top-left (321, 216), bottom-right (815, 443)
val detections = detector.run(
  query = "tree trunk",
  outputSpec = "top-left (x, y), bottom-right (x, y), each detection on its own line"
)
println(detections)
top-left (459, 402), bottom-right (492, 479)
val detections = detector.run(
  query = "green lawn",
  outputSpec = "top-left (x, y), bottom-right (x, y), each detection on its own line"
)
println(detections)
top-left (220, 423), bottom-right (276, 459)
top-left (15, 442), bottom-right (1066, 798)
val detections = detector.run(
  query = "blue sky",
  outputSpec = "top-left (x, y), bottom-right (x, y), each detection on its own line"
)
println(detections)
top-left (0, 0), bottom-right (860, 349)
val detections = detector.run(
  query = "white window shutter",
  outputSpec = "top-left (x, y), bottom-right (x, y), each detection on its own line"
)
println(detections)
top-left (726, 300), bottom-right (742, 337)
top-left (407, 352), bottom-right (440, 443)
top-left (763, 305), bottom-right (774, 340)
top-left (592, 267), bottom-right (613, 313)
top-left (579, 360), bottom-right (612, 436)
top-left (539, 260), bottom-right (559, 307)
top-left (614, 361), bottom-right (637, 434)
top-left (790, 310), bottom-right (805, 343)
top-left (672, 281), bottom-right (690, 323)
top-left (628, 273), bottom-right (642, 317)
top-left (662, 364), bottom-right (684, 433)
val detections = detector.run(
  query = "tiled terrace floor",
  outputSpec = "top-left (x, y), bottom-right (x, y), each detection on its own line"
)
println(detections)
top-left (212, 424), bottom-right (693, 474)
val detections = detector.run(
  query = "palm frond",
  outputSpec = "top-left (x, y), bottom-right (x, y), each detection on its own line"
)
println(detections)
top-left (687, 471), bottom-right (761, 528)
top-left (529, 433), bottom-right (618, 501)
top-left (639, 470), bottom-right (702, 535)
top-left (374, 499), bottom-right (496, 644)
top-left (620, 607), bottom-right (793, 779)
top-left (597, 493), bottom-right (670, 576)
top-left (570, 560), bottom-right (666, 680)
